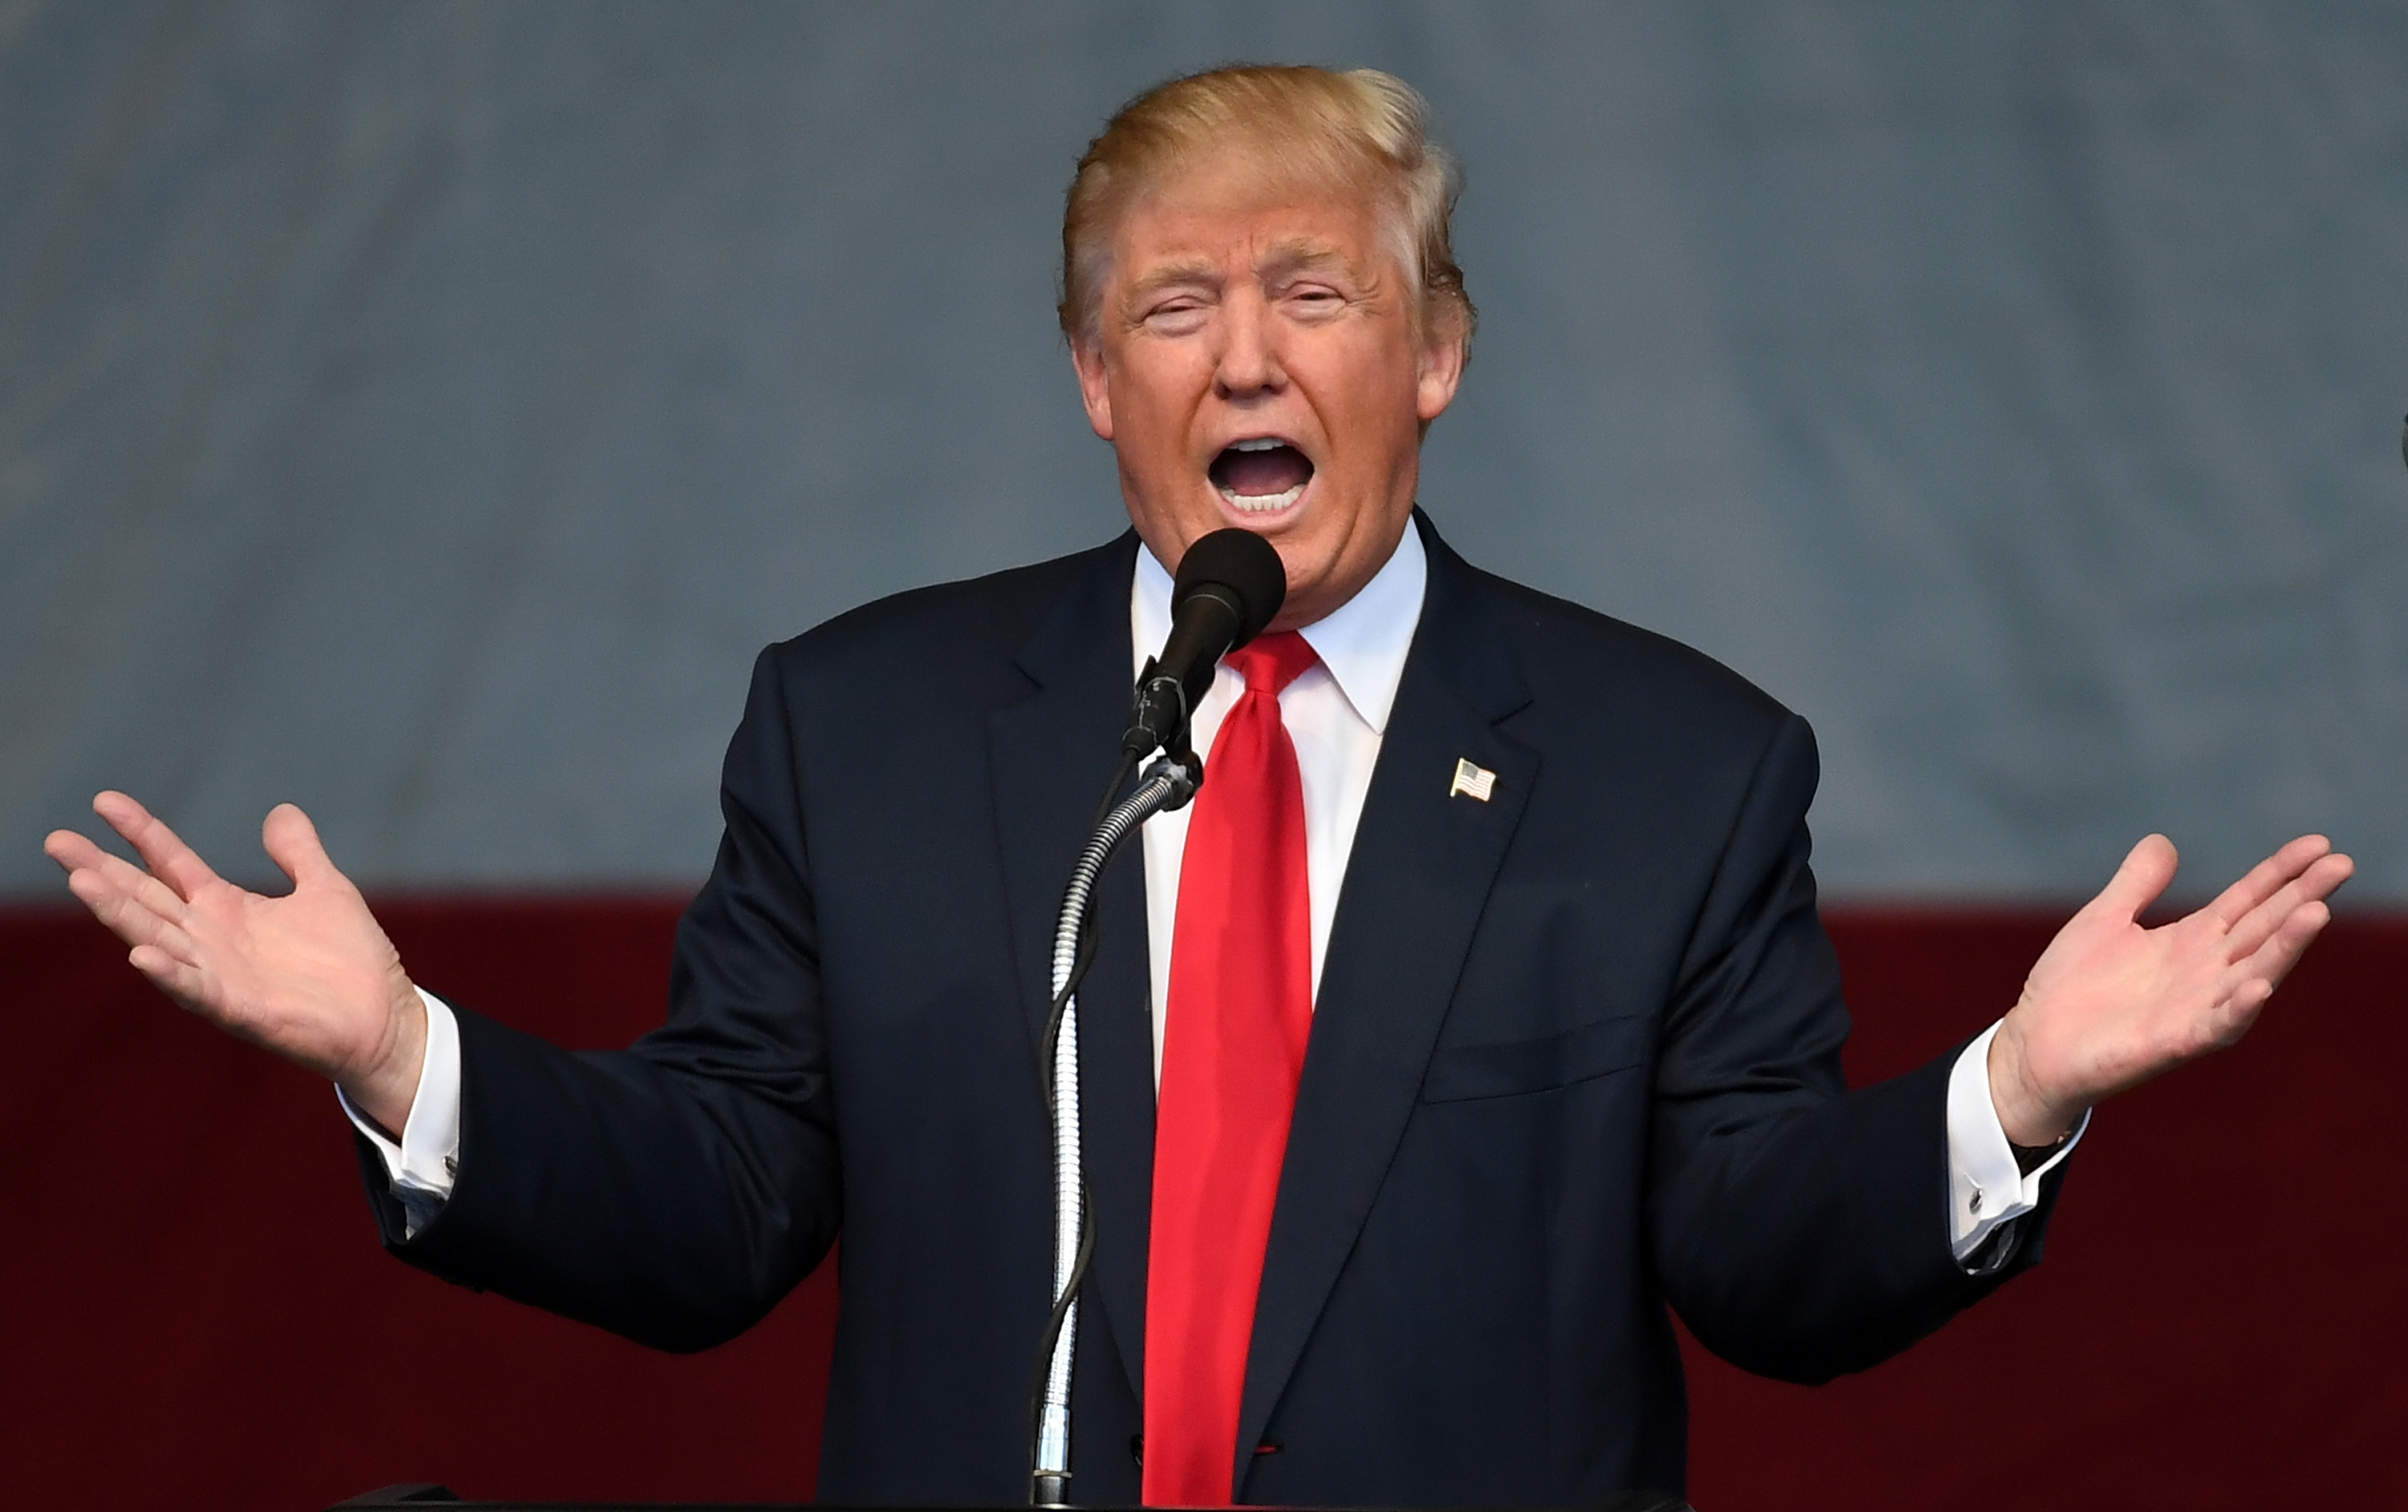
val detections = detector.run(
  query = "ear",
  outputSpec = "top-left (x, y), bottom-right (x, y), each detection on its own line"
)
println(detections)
top-left (1070, 335), bottom-right (1115, 441)
top-left (1413, 316), bottom-right (1467, 425)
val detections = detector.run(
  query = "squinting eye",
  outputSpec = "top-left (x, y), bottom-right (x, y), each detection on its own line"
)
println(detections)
top-left (1145, 299), bottom-right (1210, 333)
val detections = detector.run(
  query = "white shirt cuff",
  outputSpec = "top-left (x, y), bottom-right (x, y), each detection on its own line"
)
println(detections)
top-left (336, 987), bottom-right (463, 1238)
top-left (1946, 1020), bottom-right (2086, 1266)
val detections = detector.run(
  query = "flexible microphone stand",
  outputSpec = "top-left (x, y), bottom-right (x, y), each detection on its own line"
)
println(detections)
top-left (1026, 526), bottom-right (1280, 1506)
top-left (1029, 741), bottom-right (1201, 1508)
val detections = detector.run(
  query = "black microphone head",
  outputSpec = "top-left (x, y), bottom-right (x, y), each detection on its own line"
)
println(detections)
top-left (1171, 528), bottom-right (1287, 648)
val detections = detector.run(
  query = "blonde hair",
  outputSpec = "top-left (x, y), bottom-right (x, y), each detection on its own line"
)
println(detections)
top-left (1058, 64), bottom-right (1474, 352)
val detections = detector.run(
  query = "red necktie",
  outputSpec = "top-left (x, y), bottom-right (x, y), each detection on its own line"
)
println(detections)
top-left (1144, 631), bottom-right (1320, 1507)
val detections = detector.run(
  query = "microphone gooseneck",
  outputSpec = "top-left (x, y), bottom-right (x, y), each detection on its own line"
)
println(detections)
top-left (1124, 528), bottom-right (1287, 759)
top-left (1027, 529), bottom-right (1287, 1506)
top-left (1027, 751), bottom-right (1199, 1507)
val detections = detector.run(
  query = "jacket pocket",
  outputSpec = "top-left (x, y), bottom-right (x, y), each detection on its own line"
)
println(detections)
top-left (1419, 1014), bottom-right (1652, 1104)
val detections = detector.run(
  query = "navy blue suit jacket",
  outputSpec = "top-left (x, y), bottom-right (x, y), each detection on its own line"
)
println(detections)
top-left (367, 514), bottom-right (2057, 1504)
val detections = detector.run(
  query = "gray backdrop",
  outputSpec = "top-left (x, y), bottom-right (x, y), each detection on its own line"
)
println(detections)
top-left (5, 1), bottom-right (2403, 901)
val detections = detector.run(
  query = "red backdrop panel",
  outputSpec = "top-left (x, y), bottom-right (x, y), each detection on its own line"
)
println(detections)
top-left (1682, 911), bottom-right (2408, 1509)
top-left (3, 900), bottom-right (2402, 1509)
top-left (0, 899), bottom-right (831, 1510)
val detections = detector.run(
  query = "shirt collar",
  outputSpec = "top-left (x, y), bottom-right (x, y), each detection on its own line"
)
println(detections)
top-left (1131, 519), bottom-right (1426, 735)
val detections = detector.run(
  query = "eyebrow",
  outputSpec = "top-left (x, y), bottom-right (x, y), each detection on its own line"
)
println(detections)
top-left (1255, 238), bottom-right (1358, 282)
top-left (1125, 259), bottom-right (1224, 301)
top-left (1121, 237), bottom-right (1369, 308)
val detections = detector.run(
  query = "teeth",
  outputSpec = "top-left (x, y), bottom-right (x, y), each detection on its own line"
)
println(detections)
top-left (1218, 483), bottom-right (1305, 513)
top-left (1230, 437), bottom-right (1286, 452)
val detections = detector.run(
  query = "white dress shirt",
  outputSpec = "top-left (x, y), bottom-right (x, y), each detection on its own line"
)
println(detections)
top-left (1132, 524), bottom-right (1425, 1083)
top-left (353, 525), bottom-right (2080, 1260)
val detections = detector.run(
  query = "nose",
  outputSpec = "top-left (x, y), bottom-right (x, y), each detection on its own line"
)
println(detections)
top-left (1214, 289), bottom-right (1285, 399)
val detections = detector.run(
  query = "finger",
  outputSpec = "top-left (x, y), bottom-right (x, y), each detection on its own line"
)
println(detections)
top-left (81, 847), bottom-right (195, 935)
top-left (127, 943), bottom-right (210, 1009)
top-left (2230, 897), bottom-right (2333, 998)
top-left (66, 865), bottom-right (202, 965)
top-left (91, 791), bottom-right (222, 902)
top-left (2203, 834), bottom-right (2333, 929)
top-left (2221, 852), bottom-right (2355, 963)
top-left (2299, 849), bottom-right (2355, 903)
top-left (44, 827), bottom-right (109, 873)
top-left (2205, 974), bottom-right (2277, 1051)
top-left (54, 828), bottom-right (207, 933)
top-left (2093, 834), bottom-right (2178, 922)
top-left (261, 803), bottom-right (341, 891)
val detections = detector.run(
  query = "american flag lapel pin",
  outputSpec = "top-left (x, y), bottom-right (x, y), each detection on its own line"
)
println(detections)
top-left (1448, 758), bottom-right (1497, 803)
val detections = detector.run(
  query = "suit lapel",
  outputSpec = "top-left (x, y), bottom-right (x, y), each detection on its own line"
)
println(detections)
top-left (1237, 518), bottom-right (1540, 1473)
top-left (985, 531), bottom-right (1155, 1403)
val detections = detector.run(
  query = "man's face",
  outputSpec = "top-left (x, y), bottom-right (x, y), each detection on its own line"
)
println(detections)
top-left (1071, 161), bottom-right (1466, 630)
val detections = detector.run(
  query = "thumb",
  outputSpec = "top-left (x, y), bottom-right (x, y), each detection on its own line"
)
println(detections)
top-left (2092, 833), bottom-right (2178, 923)
top-left (262, 803), bottom-right (340, 890)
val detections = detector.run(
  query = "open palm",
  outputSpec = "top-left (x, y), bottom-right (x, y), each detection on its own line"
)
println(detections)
top-left (1991, 832), bottom-right (2353, 1144)
top-left (44, 791), bottom-right (425, 1128)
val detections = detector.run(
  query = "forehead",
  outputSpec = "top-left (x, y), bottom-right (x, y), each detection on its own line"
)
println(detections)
top-left (1107, 156), bottom-right (1388, 278)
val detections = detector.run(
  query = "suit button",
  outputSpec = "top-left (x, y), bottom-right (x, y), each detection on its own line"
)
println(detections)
top-left (1129, 1433), bottom-right (1143, 1466)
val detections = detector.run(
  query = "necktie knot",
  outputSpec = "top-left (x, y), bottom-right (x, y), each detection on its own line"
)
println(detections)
top-left (1226, 630), bottom-right (1318, 697)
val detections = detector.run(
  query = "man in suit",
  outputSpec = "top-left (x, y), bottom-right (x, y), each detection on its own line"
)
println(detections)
top-left (47, 65), bottom-right (2353, 1506)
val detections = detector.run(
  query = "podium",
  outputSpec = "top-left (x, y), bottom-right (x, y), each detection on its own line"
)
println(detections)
top-left (332, 1489), bottom-right (1692, 1512)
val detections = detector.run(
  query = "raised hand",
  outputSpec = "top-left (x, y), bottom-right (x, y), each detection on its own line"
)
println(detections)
top-left (44, 792), bottom-right (426, 1132)
top-left (1988, 833), bottom-right (2354, 1146)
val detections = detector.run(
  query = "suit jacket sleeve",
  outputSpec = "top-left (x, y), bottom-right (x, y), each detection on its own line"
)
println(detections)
top-left (1646, 711), bottom-right (2064, 1383)
top-left (355, 645), bottom-right (842, 1352)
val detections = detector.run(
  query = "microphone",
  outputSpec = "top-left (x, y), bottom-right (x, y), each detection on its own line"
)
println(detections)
top-left (1030, 528), bottom-right (1280, 1505)
top-left (1123, 528), bottom-right (1287, 758)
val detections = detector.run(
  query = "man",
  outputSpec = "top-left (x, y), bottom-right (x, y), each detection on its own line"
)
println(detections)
top-left (46, 66), bottom-right (2351, 1506)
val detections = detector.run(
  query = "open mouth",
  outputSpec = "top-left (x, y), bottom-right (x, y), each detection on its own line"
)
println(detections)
top-left (1208, 437), bottom-right (1314, 514)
